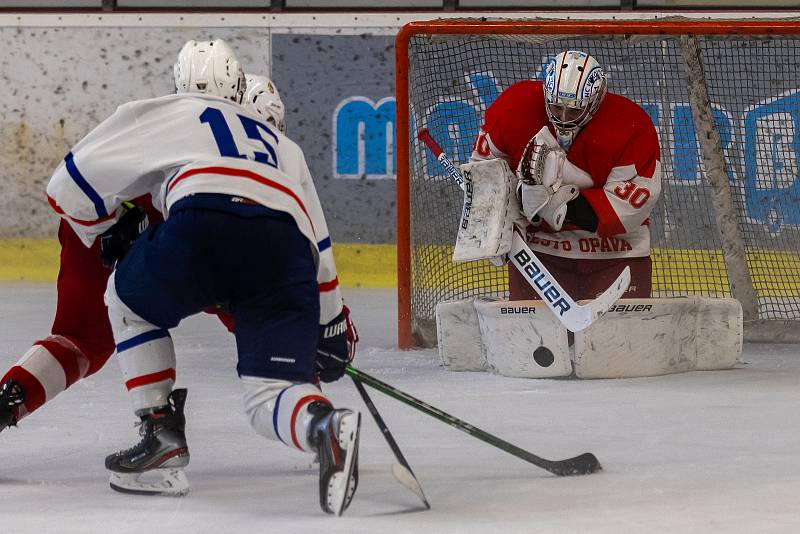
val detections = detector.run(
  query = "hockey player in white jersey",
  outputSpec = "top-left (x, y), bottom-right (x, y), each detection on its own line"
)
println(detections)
top-left (46, 39), bottom-right (360, 516)
top-left (0, 74), bottom-right (288, 437)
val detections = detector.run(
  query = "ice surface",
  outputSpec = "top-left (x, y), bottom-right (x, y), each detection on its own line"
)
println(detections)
top-left (1, 284), bottom-right (799, 533)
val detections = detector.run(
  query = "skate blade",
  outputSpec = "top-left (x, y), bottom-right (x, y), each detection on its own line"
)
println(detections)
top-left (328, 412), bottom-right (361, 516)
top-left (109, 468), bottom-right (190, 497)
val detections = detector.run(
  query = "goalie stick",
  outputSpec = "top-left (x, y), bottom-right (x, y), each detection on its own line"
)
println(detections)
top-left (417, 128), bottom-right (630, 332)
top-left (351, 378), bottom-right (430, 509)
top-left (346, 365), bottom-right (601, 477)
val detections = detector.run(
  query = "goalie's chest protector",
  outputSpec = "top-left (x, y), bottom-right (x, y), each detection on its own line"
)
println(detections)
top-left (485, 81), bottom-right (658, 187)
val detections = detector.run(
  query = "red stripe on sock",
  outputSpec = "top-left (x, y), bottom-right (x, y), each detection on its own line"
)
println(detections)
top-left (290, 395), bottom-right (330, 451)
top-left (125, 369), bottom-right (176, 391)
top-left (3, 366), bottom-right (46, 416)
top-left (36, 339), bottom-right (82, 388)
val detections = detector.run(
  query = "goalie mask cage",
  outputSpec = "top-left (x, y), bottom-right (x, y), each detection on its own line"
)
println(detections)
top-left (396, 18), bottom-right (800, 348)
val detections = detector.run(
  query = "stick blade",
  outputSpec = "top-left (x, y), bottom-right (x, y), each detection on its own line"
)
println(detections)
top-left (587, 266), bottom-right (630, 323)
top-left (391, 463), bottom-right (431, 509)
top-left (563, 265), bottom-right (631, 332)
top-left (550, 452), bottom-right (603, 476)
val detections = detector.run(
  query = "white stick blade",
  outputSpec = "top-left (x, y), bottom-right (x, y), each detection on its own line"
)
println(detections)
top-left (588, 265), bottom-right (631, 322)
top-left (562, 266), bottom-right (630, 332)
top-left (391, 463), bottom-right (431, 509)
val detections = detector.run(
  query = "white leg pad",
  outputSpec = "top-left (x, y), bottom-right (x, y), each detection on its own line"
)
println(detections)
top-left (694, 297), bottom-right (744, 371)
top-left (574, 297), bottom-right (742, 379)
top-left (435, 299), bottom-right (486, 371)
top-left (474, 299), bottom-right (571, 378)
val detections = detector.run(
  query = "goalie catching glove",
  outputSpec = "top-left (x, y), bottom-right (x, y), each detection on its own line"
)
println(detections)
top-left (316, 305), bottom-right (358, 383)
top-left (516, 126), bottom-right (588, 231)
top-left (100, 201), bottom-right (149, 269)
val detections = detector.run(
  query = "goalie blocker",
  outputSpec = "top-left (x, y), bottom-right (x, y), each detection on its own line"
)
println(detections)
top-left (452, 158), bottom-right (522, 265)
top-left (436, 297), bottom-right (742, 379)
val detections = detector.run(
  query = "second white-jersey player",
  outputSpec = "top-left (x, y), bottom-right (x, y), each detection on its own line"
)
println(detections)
top-left (244, 73), bottom-right (287, 133)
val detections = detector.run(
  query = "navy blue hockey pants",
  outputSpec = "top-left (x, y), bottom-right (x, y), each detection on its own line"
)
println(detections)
top-left (113, 194), bottom-right (320, 382)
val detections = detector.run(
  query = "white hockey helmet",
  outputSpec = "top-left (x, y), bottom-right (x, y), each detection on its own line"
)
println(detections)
top-left (174, 39), bottom-right (246, 104)
top-left (543, 50), bottom-right (607, 133)
top-left (244, 73), bottom-right (286, 133)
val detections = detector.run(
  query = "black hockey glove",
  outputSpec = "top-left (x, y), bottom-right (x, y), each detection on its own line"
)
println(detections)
top-left (100, 202), bottom-right (149, 269)
top-left (315, 305), bottom-right (358, 383)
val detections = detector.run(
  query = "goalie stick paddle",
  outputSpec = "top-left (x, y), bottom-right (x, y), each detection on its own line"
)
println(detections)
top-left (346, 365), bottom-right (601, 477)
top-left (351, 378), bottom-right (431, 509)
top-left (416, 128), bottom-right (630, 332)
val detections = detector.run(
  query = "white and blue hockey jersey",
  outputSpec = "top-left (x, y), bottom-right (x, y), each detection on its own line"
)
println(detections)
top-left (46, 93), bottom-right (342, 323)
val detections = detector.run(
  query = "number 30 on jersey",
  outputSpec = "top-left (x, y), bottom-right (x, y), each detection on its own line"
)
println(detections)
top-left (613, 182), bottom-right (650, 208)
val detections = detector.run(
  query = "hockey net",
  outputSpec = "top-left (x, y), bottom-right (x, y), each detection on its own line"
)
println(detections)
top-left (396, 18), bottom-right (800, 348)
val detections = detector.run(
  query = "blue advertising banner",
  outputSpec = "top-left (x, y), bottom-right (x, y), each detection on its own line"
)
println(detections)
top-left (272, 34), bottom-right (397, 244)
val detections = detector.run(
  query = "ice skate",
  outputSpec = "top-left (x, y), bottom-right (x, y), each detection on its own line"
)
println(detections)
top-left (0, 380), bottom-right (24, 433)
top-left (307, 402), bottom-right (361, 516)
top-left (105, 389), bottom-right (190, 496)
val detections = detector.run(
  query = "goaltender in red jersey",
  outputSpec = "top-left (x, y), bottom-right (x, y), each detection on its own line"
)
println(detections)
top-left (470, 50), bottom-right (662, 300)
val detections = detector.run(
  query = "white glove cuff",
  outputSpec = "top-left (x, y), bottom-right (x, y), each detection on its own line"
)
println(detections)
top-left (539, 185), bottom-right (580, 232)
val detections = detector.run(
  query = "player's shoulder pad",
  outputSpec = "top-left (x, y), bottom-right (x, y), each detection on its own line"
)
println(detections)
top-left (486, 80), bottom-right (544, 125)
top-left (136, 93), bottom-right (244, 113)
top-left (113, 93), bottom-right (203, 119)
top-left (503, 79), bottom-right (543, 97)
top-left (275, 130), bottom-right (302, 157)
top-left (492, 80), bottom-right (543, 109)
top-left (602, 92), bottom-right (655, 128)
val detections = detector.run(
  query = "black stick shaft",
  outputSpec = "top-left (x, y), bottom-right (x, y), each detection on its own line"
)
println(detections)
top-left (345, 365), bottom-right (600, 477)
top-left (351, 377), bottom-right (431, 509)
top-left (352, 378), bottom-right (414, 472)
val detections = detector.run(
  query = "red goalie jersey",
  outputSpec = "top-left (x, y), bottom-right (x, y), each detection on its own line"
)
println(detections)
top-left (471, 80), bottom-right (662, 260)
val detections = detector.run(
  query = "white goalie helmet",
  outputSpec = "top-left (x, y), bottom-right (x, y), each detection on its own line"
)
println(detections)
top-left (244, 73), bottom-right (286, 133)
top-left (174, 39), bottom-right (246, 104)
top-left (543, 50), bottom-right (607, 134)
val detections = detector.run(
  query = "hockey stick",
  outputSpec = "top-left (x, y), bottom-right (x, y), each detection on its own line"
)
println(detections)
top-left (417, 128), bottom-right (630, 332)
top-left (351, 377), bottom-right (431, 509)
top-left (346, 365), bottom-right (600, 476)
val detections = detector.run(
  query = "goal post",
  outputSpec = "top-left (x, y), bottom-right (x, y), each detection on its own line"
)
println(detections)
top-left (396, 18), bottom-right (800, 348)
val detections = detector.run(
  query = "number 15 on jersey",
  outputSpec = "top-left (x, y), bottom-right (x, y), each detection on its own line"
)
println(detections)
top-left (200, 107), bottom-right (280, 169)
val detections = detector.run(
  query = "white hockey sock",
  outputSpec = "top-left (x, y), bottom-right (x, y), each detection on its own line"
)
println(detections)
top-left (106, 275), bottom-right (176, 414)
top-left (116, 330), bottom-right (176, 414)
top-left (241, 376), bottom-right (330, 453)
